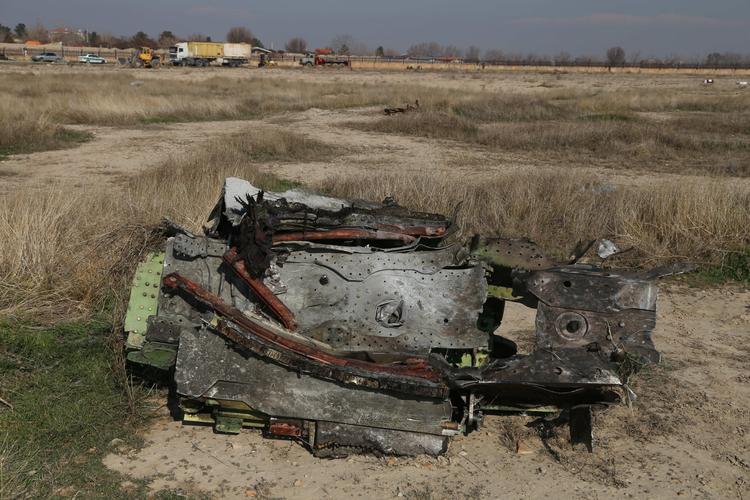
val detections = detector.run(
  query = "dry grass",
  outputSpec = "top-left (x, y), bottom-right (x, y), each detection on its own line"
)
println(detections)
top-left (0, 70), bottom-right (435, 129)
top-left (343, 88), bottom-right (750, 176)
top-left (0, 130), bottom-right (332, 319)
top-left (346, 100), bottom-right (750, 175)
top-left (317, 171), bottom-right (750, 267)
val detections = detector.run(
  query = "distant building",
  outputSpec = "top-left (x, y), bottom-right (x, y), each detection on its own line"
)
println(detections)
top-left (48, 28), bottom-right (87, 45)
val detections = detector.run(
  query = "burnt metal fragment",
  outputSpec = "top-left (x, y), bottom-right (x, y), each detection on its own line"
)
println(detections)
top-left (124, 177), bottom-right (674, 457)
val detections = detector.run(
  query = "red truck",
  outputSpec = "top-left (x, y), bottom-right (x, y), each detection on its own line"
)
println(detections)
top-left (300, 48), bottom-right (350, 67)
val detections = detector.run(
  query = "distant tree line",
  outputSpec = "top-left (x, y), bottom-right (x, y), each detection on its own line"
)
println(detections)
top-left (0, 22), bottom-right (264, 49)
top-left (3, 22), bottom-right (750, 69)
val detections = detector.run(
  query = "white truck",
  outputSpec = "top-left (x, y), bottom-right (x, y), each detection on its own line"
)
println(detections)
top-left (220, 43), bottom-right (252, 67)
top-left (169, 42), bottom-right (251, 67)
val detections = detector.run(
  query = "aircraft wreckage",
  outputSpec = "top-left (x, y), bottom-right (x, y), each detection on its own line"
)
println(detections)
top-left (124, 177), bottom-right (668, 456)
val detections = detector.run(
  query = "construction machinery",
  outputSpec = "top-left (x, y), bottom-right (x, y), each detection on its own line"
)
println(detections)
top-left (130, 47), bottom-right (160, 68)
top-left (300, 48), bottom-right (350, 67)
top-left (124, 177), bottom-right (683, 457)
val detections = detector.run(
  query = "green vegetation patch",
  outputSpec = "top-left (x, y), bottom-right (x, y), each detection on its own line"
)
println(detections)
top-left (696, 250), bottom-right (750, 284)
top-left (0, 127), bottom-right (92, 160)
top-left (0, 319), bottom-right (152, 498)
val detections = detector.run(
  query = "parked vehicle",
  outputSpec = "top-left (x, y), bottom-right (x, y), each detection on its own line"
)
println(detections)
top-left (220, 43), bottom-right (251, 67)
top-left (300, 49), bottom-right (350, 67)
top-left (169, 42), bottom-right (251, 67)
top-left (78, 54), bottom-right (106, 64)
top-left (130, 47), bottom-right (160, 68)
top-left (31, 52), bottom-right (62, 63)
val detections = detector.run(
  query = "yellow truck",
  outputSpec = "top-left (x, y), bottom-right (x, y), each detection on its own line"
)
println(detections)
top-left (169, 42), bottom-right (251, 67)
top-left (169, 41), bottom-right (223, 67)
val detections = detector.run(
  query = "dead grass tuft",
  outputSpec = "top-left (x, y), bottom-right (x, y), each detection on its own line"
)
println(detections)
top-left (317, 170), bottom-right (750, 267)
top-left (347, 112), bottom-right (750, 173)
top-left (0, 129), bottom-right (334, 319)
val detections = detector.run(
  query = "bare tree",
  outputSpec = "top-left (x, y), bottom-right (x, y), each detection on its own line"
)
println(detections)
top-left (408, 42), bottom-right (443, 58)
top-left (554, 51), bottom-right (572, 65)
top-left (226, 26), bottom-right (254, 44)
top-left (705, 51), bottom-right (742, 68)
top-left (606, 46), bottom-right (626, 66)
top-left (131, 31), bottom-right (156, 47)
top-left (158, 30), bottom-right (178, 48)
top-left (330, 34), bottom-right (354, 54)
top-left (628, 50), bottom-right (641, 66)
top-left (285, 37), bottom-right (307, 53)
top-left (27, 21), bottom-right (49, 43)
top-left (98, 32), bottom-right (126, 48)
top-left (349, 40), bottom-right (371, 55)
top-left (465, 45), bottom-right (481, 62)
top-left (443, 45), bottom-right (463, 58)
top-left (189, 33), bottom-right (211, 42)
top-left (0, 25), bottom-right (13, 43)
top-left (483, 49), bottom-right (504, 62)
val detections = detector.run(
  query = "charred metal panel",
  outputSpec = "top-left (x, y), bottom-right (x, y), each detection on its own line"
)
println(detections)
top-left (527, 265), bottom-right (659, 363)
top-left (474, 238), bottom-right (555, 270)
top-left (526, 267), bottom-right (657, 313)
top-left (175, 327), bottom-right (453, 435)
top-left (535, 303), bottom-right (659, 362)
top-left (276, 252), bottom-right (489, 352)
top-left (124, 177), bottom-right (671, 457)
top-left (314, 421), bottom-right (449, 457)
top-left (475, 348), bottom-right (622, 388)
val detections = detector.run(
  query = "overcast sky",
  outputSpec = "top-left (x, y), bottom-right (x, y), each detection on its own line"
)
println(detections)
top-left (3, 0), bottom-right (749, 56)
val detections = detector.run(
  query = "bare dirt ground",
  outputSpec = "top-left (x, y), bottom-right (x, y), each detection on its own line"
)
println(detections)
top-left (103, 286), bottom-right (750, 499)
top-left (0, 120), bottom-right (258, 193)
top-left (3, 104), bottom-right (744, 194)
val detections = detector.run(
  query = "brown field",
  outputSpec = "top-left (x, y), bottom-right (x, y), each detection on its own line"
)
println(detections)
top-left (0, 64), bottom-right (748, 499)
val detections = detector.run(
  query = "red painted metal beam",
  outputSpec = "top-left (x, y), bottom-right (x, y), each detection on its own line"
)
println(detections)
top-left (272, 229), bottom-right (417, 245)
top-left (223, 247), bottom-right (297, 331)
top-left (161, 272), bottom-right (442, 383)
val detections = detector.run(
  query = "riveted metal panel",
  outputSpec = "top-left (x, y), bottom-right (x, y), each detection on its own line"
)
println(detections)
top-left (124, 252), bottom-right (165, 349)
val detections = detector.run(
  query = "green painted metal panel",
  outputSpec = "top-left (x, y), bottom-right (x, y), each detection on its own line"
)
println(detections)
top-left (124, 252), bottom-right (165, 349)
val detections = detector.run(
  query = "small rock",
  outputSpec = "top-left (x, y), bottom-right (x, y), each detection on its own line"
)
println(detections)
top-left (110, 438), bottom-right (125, 448)
top-left (293, 479), bottom-right (303, 487)
top-left (458, 451), bottom-right (468, 457)
top-left (244, 489), bottom-right (257, 497)
top-left (130, 80), bottom-right (145, 87)
top-left (515, 440), bottom-right (534, 455)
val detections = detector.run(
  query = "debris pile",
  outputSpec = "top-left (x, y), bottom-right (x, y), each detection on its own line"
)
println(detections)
top-left (384, 99), bottom-right (420, 115)
top-left (125, 177), bottom-right (669, 456)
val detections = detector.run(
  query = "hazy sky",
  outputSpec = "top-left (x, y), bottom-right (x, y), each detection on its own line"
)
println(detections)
top-left (3, 0), bottom-right (749, 56)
